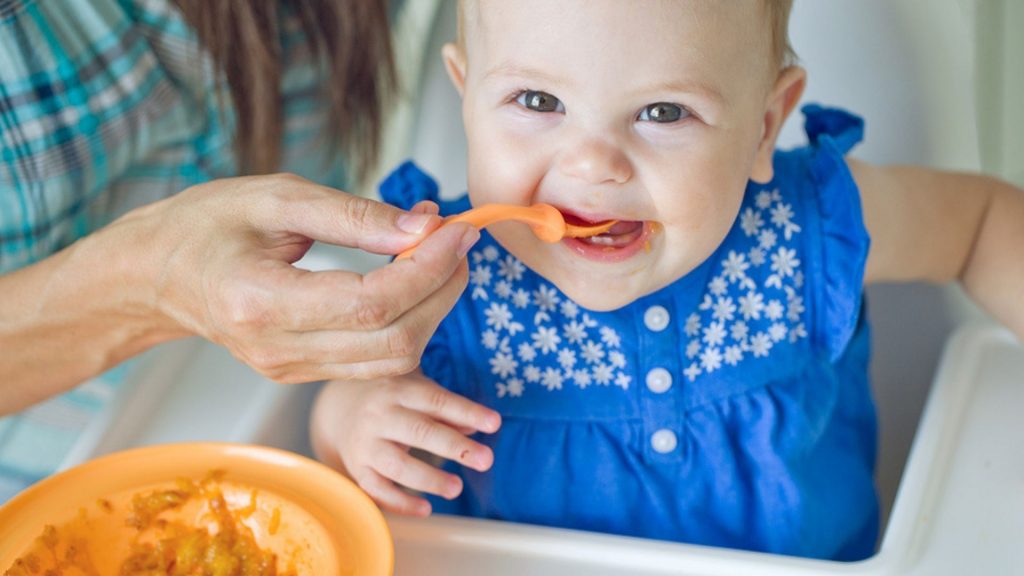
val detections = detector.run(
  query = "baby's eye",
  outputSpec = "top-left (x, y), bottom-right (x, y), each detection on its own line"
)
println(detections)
top-left (637, 102), bottom-right (688, 123)
top-left (516, 90), bottom-right (565, 113)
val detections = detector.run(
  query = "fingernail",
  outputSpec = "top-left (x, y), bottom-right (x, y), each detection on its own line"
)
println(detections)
top-left (484, 413), bottom-right (501, 433)
top-left (446, 478), bottom-right (463, 499)
top-left (417, 501), bottom-right (432, 516)
top-left (457, 227), bottom-right (480, 259)
top-left (473, 451), bottom-right (493, 471)
top-left (411, 200), bottom-right (440, 215)
top-left (397, 212), bottom-right (435, 234)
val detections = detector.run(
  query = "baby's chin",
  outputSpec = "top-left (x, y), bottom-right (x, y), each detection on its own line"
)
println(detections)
top-left (541, 267), bottom-right (655, 312)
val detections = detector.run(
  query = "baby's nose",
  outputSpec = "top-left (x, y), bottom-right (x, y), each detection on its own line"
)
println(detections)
top-left (557, 138), bottom-right (632, 186)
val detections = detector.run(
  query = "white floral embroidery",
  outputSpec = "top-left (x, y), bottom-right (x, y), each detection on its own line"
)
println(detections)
top-left (485, 302), bottom-right (513, 331)
top-left (499, 255), bottom-right (525, 281)
top-left (581, 341), bottom-right (605, 364)
top-left (685, 313), bottom-right (701, 337)
top-left (572, 370), bottom-right (592, 388)
top-left (468, 246), bottom-right (631, 398)
top-left (560, 300), bottom-right (579, 319)
top-left (491, 352), bottom-right (518, 378)
top-left (518, 342), bottom-right (537, 362)
top-left (524, 365), bottom-right (541, 382)
top-left (600, 326), bottom-right (621, 348)
top-left (614, 373), bottom-right (632, 390)
top-left (533, 285), bottom-right (560, 311)
top-left (679, 186), bottom-right (808, 381)
top-left (494, 280), bottom-right (513, 299)
top-left (541, 367), bottom-right (564, 391)
top-left (740, 208), bottom-right (764, 236)
top-left (563, 321), bottom-right (588, 344)
top-left (482, 330), bottom-right (499, 350)
top-left (532, 326), bottom-right (561, 354)
top-left (498, 378), bottom-right (524, 398)
top-left (712, 297), bottom-right (736, 322)
top-left (512, 289), bottom-right (531, 308)
top-left (593, 364), bottom-right (614, 385)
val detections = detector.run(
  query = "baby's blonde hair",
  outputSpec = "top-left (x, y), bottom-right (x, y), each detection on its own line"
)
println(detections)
top-left (456, 0), bottom-right (796, 71)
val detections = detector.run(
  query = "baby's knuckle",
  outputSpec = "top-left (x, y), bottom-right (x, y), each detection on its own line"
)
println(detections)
top-left (424, 387), bottom-right (451, 413)
top-left (377, 454), bottom-right (406, 480)
top-left (408, 418), bottom-right (436, 446)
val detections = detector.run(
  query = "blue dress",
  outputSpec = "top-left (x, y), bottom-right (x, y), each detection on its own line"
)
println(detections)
top-left (380, 105), bottom-right (877, 561)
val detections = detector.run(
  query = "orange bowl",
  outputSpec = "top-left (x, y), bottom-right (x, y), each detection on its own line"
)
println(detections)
top-left (0, 443), bottom-right (393, 575)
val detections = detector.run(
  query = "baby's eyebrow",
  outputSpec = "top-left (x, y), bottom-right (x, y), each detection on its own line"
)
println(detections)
top-left (482, 62), bottom-right (566, 88)
top-left (631, 79), bottom-right (726, 108)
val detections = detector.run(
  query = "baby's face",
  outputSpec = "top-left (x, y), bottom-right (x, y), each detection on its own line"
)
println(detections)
top-left (448, 0), bottom-right (793, 311)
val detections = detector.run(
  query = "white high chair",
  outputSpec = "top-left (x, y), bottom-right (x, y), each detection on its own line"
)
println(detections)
top-left (57, 1), bottom-right (1022, 574)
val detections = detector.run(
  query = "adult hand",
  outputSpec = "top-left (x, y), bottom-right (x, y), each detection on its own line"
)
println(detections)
top-left (0, 172), bottom-right (478, 413)
top-left (152, 173), bottom-right (479, 383)
top-left (311, 372), bottom-right (501, 516)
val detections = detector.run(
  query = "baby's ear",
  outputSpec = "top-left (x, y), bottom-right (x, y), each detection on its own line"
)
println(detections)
top-left (442, 43), bottom-right (467, 97)
top-left (750, 66), bottom-right (806, 184)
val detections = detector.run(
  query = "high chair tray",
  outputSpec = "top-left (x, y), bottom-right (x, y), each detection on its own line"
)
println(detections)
top-left (384, 322), bottom-right (1024, 575)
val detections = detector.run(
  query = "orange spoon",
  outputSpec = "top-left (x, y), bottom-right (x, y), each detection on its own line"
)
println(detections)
top-left (396, 204), bottom-right (617, 260)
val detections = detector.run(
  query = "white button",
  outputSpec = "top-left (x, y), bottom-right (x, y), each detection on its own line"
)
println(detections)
top-left (644, 305), bottom-right (670, 332)
top-left (645, 368), bottom-right (673, 394)
top-left (651, 429), bottom-right (678, 454)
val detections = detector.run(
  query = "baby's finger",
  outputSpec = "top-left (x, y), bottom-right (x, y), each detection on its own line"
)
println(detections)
top-left (386, 408), bottom-right (495, 472)
top-left (352, 467), bottom-right (431, 517)
top-left (372, 443), bottom-right (464, 499)
top-left (399, 383), bottom-right (501, 435)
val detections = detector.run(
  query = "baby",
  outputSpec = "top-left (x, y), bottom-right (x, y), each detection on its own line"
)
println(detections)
top-left (312, 0), bottom-right (1024, 560)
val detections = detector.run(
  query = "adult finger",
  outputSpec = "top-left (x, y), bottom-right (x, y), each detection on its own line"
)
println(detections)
top-left (270, 224), bottom-right (474, 331)
top-left (255, 265), bottom-right (462, 381)
top-left (258, 177), bottom-right (444, 254)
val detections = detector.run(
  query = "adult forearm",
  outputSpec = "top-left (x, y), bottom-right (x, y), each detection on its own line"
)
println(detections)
top-left (0, 208), bottom-right (187, 414)
top-left (961, 178), bottom-right (1024, 340)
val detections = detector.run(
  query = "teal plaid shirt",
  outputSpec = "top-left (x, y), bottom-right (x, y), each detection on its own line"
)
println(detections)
top-left (0, 0), bottom-right (362, 501)
top-left (0, 0), bottom-right (350, 274)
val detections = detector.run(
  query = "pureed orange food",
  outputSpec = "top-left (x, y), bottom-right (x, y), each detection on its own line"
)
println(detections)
top-left (4, 471), bottom-right (330, 576)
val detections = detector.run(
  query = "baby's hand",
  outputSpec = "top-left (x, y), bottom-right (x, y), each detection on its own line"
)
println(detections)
top-left (312, 371), bottom-right (501, 516)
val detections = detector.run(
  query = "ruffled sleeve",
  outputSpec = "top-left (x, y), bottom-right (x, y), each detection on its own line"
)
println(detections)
top-left (378, 161), bottom-right (442, 211)
top-left (802, 105), bottom-right (871, 361)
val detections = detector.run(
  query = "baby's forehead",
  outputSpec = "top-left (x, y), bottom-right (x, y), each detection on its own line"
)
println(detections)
top-left (459, 0), bottom-right (785, 73)
top-left (460, 1), bottom-right (777, 84)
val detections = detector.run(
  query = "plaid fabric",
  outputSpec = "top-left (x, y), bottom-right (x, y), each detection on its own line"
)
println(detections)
top-left (0, 0), bottom-right (349, 274)
top-left (0, 0), bottom-right (362, 502)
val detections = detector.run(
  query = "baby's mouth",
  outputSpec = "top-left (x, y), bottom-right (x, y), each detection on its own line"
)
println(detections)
top-left (565, 211), bottom-right (643, 247)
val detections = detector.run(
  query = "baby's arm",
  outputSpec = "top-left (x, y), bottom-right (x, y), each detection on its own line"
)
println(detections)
top-left (311, 370), bottom-right (501, 516)
top-left (854, 160), bottom-right (1024, 337)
